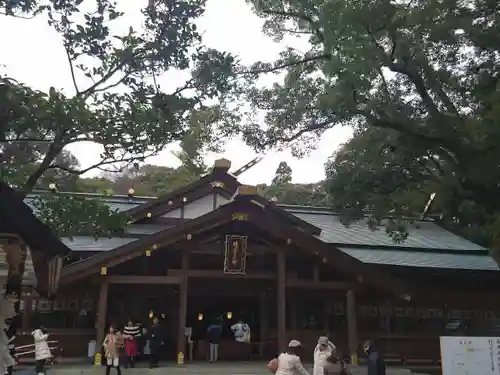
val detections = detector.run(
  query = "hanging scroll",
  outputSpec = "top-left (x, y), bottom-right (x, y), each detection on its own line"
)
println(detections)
top-left (224, 235), bottom-right (248, 275)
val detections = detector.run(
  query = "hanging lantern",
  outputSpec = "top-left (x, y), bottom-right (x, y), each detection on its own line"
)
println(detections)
top-left (100, 266), bottom-right (107, 276)
top-left (145, 249), bottom-right (151, 257)
top-left (149, 310), bottom-right (154, 319)
top-left (226, 311), bottom-right (232, 319)
top-left (197, 312), bottom-right (203, 321)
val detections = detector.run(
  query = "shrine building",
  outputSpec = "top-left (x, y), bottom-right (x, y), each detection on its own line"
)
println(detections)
top-left (17, 159), bottom-right (500, 364)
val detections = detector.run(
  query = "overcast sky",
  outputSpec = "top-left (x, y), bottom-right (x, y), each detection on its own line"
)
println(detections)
top-left (0, 0), bottom-right (352, 185)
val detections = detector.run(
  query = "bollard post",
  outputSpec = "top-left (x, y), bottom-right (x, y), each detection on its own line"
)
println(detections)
top-left (177, 351), bottom-right (184, 365)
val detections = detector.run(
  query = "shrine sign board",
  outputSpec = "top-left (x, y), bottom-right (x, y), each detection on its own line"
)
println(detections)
top-left (440, 336), bottom-right (500, 375)
top-left (223, 235), bottom-right (247, 275)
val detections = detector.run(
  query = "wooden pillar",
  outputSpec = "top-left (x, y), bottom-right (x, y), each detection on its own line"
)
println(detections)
top-left (290, 294), bottom-right (297, 330)
top-left (95, 280), bottom-right (109, 352)
top-left (176, 250), bottom-right (189, 358)
top-left (22, 294), bottom-right (33, 331)
top-left (259, 292), bottom-right (268, 358)
top-left (323, 300), bottom-right (331, 332)
top-left (346, 290), bottom-right (358, 365)
top-left (277, 249), bottom-right (286, 352)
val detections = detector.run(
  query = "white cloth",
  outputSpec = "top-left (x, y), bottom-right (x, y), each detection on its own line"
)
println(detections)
top-left (276, 353), bottom-right (310, 375)
top-left (313, 342), bottom-right (334, 375)
top-left (106, 357), bottom-right (119, 367)
top-left (230, 322), bottom-right (251, 343)
top-left (32, 329), bottom-right (52, 360)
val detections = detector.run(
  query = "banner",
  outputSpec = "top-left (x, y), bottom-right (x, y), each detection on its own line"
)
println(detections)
top-left (224, 235), bottom-right (248, 275)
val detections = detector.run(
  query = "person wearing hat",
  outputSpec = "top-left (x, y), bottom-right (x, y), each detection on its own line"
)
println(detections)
top-left (313, 336), bottom-right (335, 375)
top-left (268, 340), bottom-right (310, 375)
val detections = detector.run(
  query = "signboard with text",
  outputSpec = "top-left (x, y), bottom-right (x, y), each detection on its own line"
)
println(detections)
top-left (440, 336), bottom-right (500, 375)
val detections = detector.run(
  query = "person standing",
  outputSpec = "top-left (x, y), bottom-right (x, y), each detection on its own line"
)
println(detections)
top-left (313, 336), bottom-right (335, 375)
top-left (146, 317), bottom-right (162, 369)
top-left (103, 325), bottom-right (123, 375)
top-left (363, 340), bottom-right (386, 375)
top-left (31, 325), bottom-right (51, 375)
top-left (123, 320), bottom-right (140, 368)
top-left (272, 340), bottom-right (310, 375)
top-left (230, 319), bottom-right (251, 343)
top-left (206, 319), bottom-right (222, 363)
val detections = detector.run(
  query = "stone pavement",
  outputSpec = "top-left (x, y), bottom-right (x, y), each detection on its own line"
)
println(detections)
top-left (15, 362), bottom-right (432, 375)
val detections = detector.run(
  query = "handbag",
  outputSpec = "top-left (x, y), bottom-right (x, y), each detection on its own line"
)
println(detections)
top-left (268, 358), bottom-right (278, 373)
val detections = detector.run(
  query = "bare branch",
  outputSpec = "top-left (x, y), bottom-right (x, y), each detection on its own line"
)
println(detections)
top-left (64, 44), bottom-right (80, 94)
top-left (78, 61), bottom-right (127, 98)
top-left (242, 53), bottom-right (330, 75)
top-left (259, 120), bottom-right (332, 148)
top-left (49, 156), bottom-right (144, 175)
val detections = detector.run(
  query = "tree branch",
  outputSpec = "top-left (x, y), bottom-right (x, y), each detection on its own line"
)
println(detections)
top-left (258, 120), bottom-right (332, 148)
top-left (48, 153), bottom-right (155, 175)
top-left (243, 53), bottom-right (330, 75)
top-left (257, 6), bottom-right (325, 44)
top-left (78, 61), bottom-right (127, 98)
top-left (64, 44), bottom-right (80, 95)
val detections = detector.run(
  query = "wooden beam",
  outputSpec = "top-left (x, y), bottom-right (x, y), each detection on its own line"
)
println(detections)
top-left (286, 280), bottom-right (350, 289)
top-left (167, 269), bottom-right (275, 280)
top-left (107, 275), bottom-right (180, 284)
top-left (277, 249), bottom-right (286, 352)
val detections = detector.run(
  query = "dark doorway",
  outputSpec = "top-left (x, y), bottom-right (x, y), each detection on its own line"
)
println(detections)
top-left (187, 295), bottom-right (260, 360)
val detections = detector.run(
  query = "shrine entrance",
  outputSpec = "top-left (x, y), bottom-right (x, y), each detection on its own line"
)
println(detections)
top-left (186, 294), bottom-right (261, 360)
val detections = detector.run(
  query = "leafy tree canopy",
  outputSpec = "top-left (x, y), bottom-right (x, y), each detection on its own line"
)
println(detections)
top-left (272, 161), bottom-right (293, 185)
top-left (236, 0), bottom-right (500, 248)
top-left (1, 0), bottom-right (239, 237)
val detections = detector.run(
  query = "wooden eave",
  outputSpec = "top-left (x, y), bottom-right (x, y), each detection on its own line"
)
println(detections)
top-left (125, 168), bottom-right (239, 221)
top-left (0, 182), bottom-right (70, 297)
top-left (125, 168), bottom-right (321, 235)
top-left (61, 196), bottom-right (413, 299)
top-left (60, 200), bottom-right (240, 283)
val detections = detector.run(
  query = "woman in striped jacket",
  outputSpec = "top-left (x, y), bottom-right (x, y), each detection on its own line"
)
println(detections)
top-left (123, 320), bottom-right (140, 368)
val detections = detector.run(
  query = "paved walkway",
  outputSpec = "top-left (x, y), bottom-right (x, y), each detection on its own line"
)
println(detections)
top-left (16, 362), bottom-right (433, 375)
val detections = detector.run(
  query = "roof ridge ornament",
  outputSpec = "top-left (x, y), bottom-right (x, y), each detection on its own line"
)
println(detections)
top-left (212, 158), bottom-right (231, 173)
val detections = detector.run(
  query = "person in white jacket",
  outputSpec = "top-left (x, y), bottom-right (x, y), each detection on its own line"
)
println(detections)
top-left (275, 340), bottom-right (310, 375)
top-left (313, 336), bottom-right (335, 375)
top-left (32, 326), bottom-right (51, 375)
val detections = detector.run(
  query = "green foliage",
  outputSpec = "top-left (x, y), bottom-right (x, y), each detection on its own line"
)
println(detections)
top-left (259, 182), bottom-right (330, 206)
top-left (272, 161), bottom-right (292, 185)
top-left (1, 0), bottom-right (238, 192)
top-left (236, 0), bottom-right (500, 250)
top-left (1, 0), bottom-right (240, 238)
top-left (31, 193), bottom-right (128, 240)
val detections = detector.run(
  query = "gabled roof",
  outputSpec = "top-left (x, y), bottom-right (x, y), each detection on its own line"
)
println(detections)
top-left (124, 159), bottom-right (322, 235)
top-left (0, 182), bottom-right (71, 297)
top-left (60, 190), bottom-right (413, 299)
